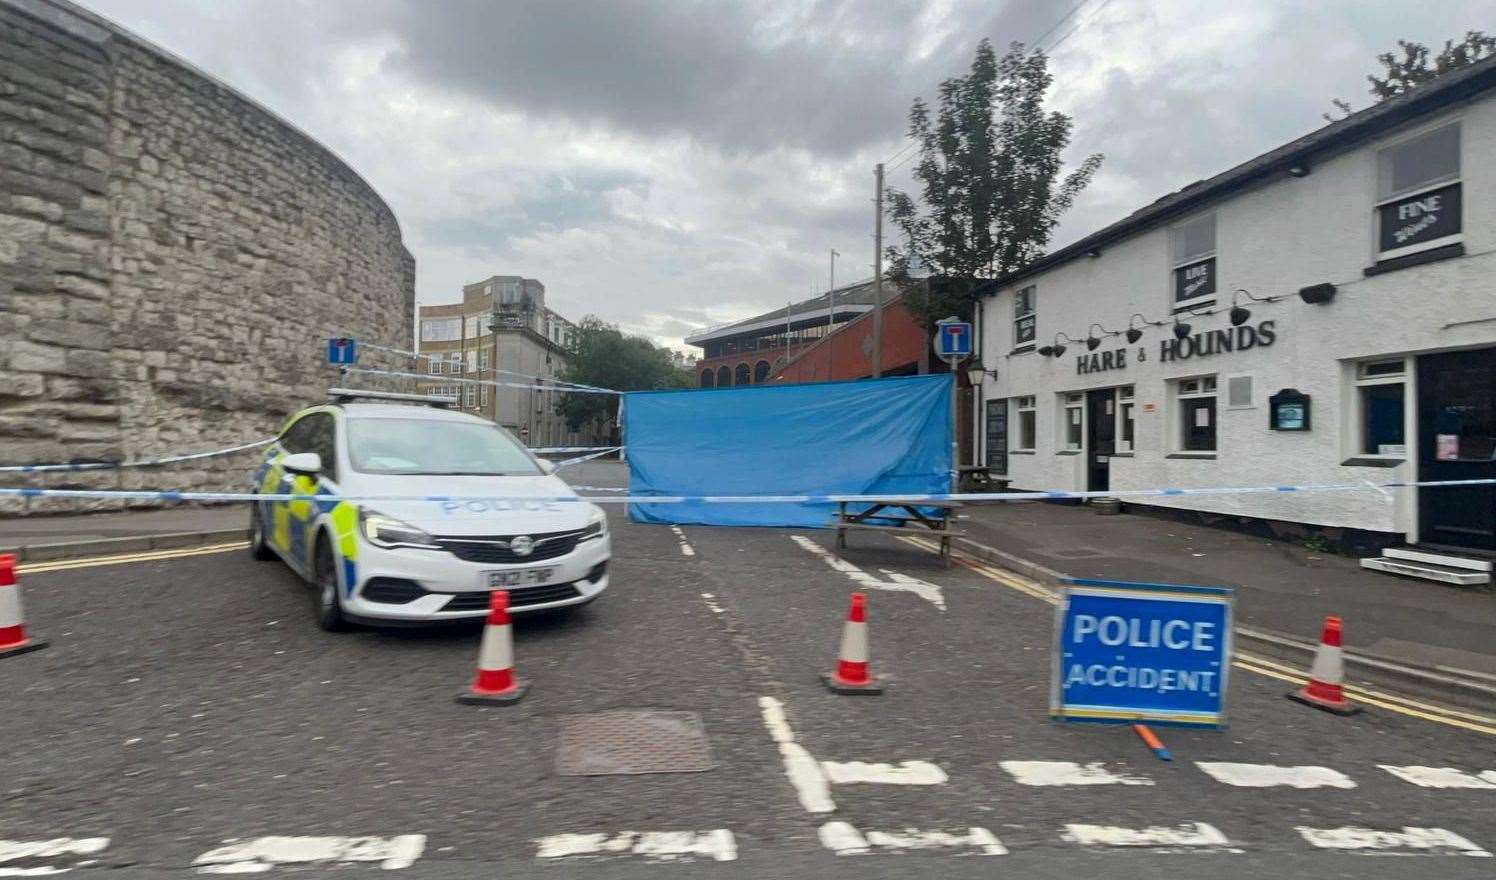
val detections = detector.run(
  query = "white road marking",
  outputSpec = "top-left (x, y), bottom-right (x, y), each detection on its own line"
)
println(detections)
top-left (669, 525), bottom-right (696, 556)
top-left (1195, 762), bottom-right (1355, 789)
top-left (535, 830), bottom-right (736, 862)
top-left (1296, 826), bottom-right (1491, 856)
top-left (757, 696), bottom-right (834, 813)
top-left (1063, 823), bottom-right (1234, 850)
top-left (818, 822), bottom-right (1005, 856)
top-left (821, 760), bottom-right (948, 785)
top-left (1379, 765), bottom-right (1496, 789)
top-left (998, 761), bottom-right (1153, 786)
top-left (191, 836), bottom-right (425, 873)
top-left (791, 535), bottom-right (945, 610)
top-left (699, 593), bottom-right (726, 614)
top-left (0, 839), bottom-right (109, 877)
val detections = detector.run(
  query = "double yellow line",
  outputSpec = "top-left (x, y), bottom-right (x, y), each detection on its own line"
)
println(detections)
top-left (899, 535), bottom-right (1496, 736)
top-left (17, 541), bottom-right (248, 575)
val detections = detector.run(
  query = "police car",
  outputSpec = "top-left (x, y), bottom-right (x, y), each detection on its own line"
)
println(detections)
top-left (248, 389), bottom-right (610, 629)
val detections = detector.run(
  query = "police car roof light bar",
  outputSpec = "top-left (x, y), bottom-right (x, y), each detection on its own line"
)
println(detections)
top-left (327, 387), bottom-right (458, 408)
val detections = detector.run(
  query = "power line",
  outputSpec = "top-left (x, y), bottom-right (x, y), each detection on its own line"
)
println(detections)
top-left (1031, 0), bottom-right (1088, 52)
top-left (1042, 0), bottom-right (1114, 55)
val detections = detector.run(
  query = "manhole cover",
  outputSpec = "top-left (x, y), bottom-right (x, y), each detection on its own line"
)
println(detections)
top-left (1042, 547), bottom-right (1109, 559)
top-left (555, 711), bottom-right (715, 776)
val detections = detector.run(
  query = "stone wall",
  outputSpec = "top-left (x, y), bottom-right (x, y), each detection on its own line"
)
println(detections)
top-left (0, 0), bottom-right (416, 512)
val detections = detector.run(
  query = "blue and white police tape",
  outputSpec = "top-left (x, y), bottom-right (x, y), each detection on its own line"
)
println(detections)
top-left (529, 446), bottom-right (623, 454)
top-left (1, 477), bottom-right (1492, 505)
top-left (554, 446), bottom-right (623, 467)
top-left (345, 343), bottom-right (620, 394)
top-left (342, 367), bottom-right (623, 395)
top-left (0, 438), bottom-right (276, 473)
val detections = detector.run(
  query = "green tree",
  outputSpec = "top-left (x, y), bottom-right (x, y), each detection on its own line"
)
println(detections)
top-left (558, 316), bottom-right (689, 432)
top-left (885, 38), bottom-right (1102, 329)
top-left (1327, 31), bottom-right (1496, 119)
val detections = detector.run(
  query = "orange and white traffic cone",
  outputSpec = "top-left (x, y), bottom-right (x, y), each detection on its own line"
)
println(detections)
top-left (0, 554), bottom-right (46, 659)
top-left (1286, 615), bottom-right (1360, 716)
top-left (822, 592), bottom-right (883, 694)
top-left (455, 590), bottom-right (528, 705)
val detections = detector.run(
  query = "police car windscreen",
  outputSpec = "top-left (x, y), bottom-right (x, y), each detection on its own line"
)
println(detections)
top-left (347, 418), bottom-right (543, 476)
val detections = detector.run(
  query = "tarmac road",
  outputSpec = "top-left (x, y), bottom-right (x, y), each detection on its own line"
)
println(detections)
top-left (2, 461), bottom-right (1494, 878)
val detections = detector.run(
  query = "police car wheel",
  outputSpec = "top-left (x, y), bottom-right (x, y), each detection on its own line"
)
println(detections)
top-left (313, 536), bottom-right (350, 632)
top-left (248, 506), bottom-right (275, 561)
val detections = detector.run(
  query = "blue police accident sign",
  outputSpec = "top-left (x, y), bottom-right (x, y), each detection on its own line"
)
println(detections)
top-left (935, 321), bottom-right (972, 358)
top-left (1051, 577), bottom-right (1233, 728)
top-left (326, 337), bottom-right (358, 365)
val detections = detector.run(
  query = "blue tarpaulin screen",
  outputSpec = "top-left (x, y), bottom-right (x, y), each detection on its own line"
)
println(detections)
top-left (625, 374), bottom-right (952, 527)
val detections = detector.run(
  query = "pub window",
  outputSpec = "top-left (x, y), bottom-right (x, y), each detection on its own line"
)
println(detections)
top-left (1117, 385), bottom-right (1135, 453)
top-left (1013, 285), bottom-right (1037, 348)
top-left (1376, 122), bottom-right (1460, 260)
top-left (1170, 213), bottom-right (1217, 308)
top-left (1015, 396), bottom-right (1037, 451)
top-left (1355, 359), bottom-right (1407, 457)
top-left (1174, 375), bottom-right (1217, 452)
top-left (1063, 393), bottom-right (1084, 451)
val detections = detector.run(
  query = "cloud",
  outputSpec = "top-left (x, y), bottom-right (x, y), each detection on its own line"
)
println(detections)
top-left (77, 0), bottom-right (1496, 351)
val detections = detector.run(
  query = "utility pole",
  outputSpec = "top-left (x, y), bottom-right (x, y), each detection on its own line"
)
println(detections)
top-left (489, 287), bottom-right (501, 424)
top-left (872, 163), bottom-right (884, 378)
top-left (827, 248), bottom-right (839, 376)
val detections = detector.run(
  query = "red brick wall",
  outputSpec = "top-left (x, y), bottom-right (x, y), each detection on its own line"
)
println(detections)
top-left (773, 297), bottom-right (927, 382)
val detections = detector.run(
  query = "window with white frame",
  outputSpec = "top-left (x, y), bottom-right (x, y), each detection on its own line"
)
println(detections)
top-left (1171, 213), bottom-right (1217, 307)
top-left (466, 350), bottom-right (477, 372)
top-left (465, 384), bottom-right (476, 407)
top-left (1355, 359), bottom-right (1407, 457)
top-left (1376, 122), bottom-right (1460, 260)
top-left (1062, 393), bottom-right (1084, 451)
top-left (1015, 396), bottom-right (1037, 451)
top-left (479, 384), bottom-right (488, 408)
top-left (428, 355), bottom-right (442, 374)
top-left (1174, 375), bottom-right (1218, 452)
top-left (1014, 285), bottom-right (1036, 347)
top-left (466, 315), bottom-right (485, 337)
top-left (479, 349), bottom-right (490, 371)
top-left (1117, 385), bottom-right (1135, 453)
top-left (446, 352), bottom-right (462, 374)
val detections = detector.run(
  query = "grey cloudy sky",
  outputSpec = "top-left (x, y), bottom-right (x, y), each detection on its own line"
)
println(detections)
top-left (79, 0), bottom-right (1496, 350)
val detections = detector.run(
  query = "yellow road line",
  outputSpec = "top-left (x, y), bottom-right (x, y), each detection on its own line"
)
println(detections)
top-left (898, 535), bottom-right (1494, 736)
top-left (18, 542), bottom-right (248, 574)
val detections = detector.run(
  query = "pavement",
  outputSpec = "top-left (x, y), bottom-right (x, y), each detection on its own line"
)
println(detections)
top-left (957, 500), bottom-right (1496, 683)
top-left (2, 460), bottom-right (1495, 878)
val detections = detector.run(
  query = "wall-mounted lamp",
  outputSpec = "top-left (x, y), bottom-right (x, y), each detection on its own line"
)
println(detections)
top-left (1085, 322), bottom-right (1120, 351)
top-left (1299, 282), bottom-right (1337, 304)
top-left (1047, 332), bottom-right (1076, 358)
top-left (1228, 287), bottom-right (1286, 325)
top-left (965, 361), bottom-right (998, 385)
top-left (1125, 313), bottom-right (1154, 344)
top-left (1172, 316), bottom-right (1192, 340)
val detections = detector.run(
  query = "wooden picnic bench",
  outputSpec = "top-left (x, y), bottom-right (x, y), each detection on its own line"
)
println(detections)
top-left (833, 499), bottom-right (965, 567)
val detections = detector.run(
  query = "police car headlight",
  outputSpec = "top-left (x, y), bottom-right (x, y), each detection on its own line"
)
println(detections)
top-left (579, 506), bottom-right (607, 542)
top-left (359, 509), bottom-right (439, 549)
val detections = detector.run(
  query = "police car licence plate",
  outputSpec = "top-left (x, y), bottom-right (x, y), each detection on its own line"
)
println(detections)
top-left (484, 567), bottom-right (555, 588)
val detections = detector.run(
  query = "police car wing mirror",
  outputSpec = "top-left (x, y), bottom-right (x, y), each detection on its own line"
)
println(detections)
top-left (538, 459), bottom-right (558, 475)
top-left (281, 452), bottom-right (322, 476)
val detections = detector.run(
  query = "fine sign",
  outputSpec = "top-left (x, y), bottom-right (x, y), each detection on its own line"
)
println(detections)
top-left (326, 337), bottom-right (358, 365)
top-left (935, 320), bottom-right (972, 359)
top-left (1051, 577), bottom-right (1232, 728)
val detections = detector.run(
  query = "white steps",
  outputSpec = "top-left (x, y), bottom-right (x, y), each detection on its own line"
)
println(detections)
top-left (1362, 547), bottom-right (1492, 586)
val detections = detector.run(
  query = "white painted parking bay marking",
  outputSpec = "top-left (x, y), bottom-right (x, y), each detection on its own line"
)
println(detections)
top-left (999, 761), bottom-right (1153, 786)
top-left (0, 839), bottom-right (109, 876)
top-left (1379, 765), bottom-right (1496, 789)
top-left (1063, 823), bottom-right (1235, 850)
top-left (818, 822), bottom-right (1005, 856)
top-left (1195, 762), bottom-right (1355, 788)
top-left (790, 535), bottom-right (945, 610)
top-left (535, 831), bottom-right (736, 862)
top-left (191, 836), bottom-right (426, 873)
top-left (1296, 826), bottom-right (1491, 857)
top-left (822, 760), bottom-right (947, 785)
top-left (758, 696), bottom-right (834, 813)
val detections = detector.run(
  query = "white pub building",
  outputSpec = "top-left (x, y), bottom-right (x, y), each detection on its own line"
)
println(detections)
top-left (971, 56), bottom-right (1496, 577)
